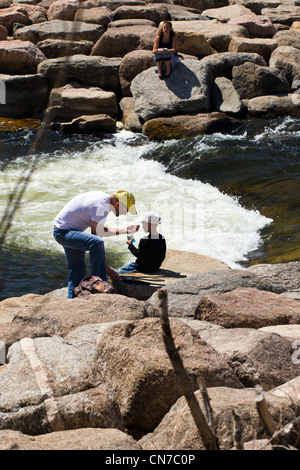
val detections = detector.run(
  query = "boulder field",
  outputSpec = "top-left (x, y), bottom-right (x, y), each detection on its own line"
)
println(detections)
top-left (1, 249), bottom-right (300, 450)
top-left (0, 0), bottom-right (300, 137)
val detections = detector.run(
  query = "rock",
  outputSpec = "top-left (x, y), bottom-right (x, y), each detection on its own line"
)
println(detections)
top-left (247, 261), bottom-right (300, 291)
top-left (269, 45), bottom-right (300, 85)
top-left (231, 0), bottom-right (281, 16)
top-left (47, 83), bottom-right (118, 121)
top-left (274, 30), bottom-right (300, 50)
top-left (201, 51), bottom-right (266, 79)
top-left (0, 323), bottom-right (49, 362)
top-left (163, 4), bottom-right (208, 22)
top-left (0, 40), bottom-right (47, 75)
top-left (0, 336), bottom-right (123, 435)
top-left (131, 60), bottom-right (211, 122)
top-left (211, 76), bottom-right (244, 115)
top-left (142, 112), bottom-right (241, 140)
top-left (0, 25), bottom-right (7, 40)
top-left (194, 287), bottom-right (300, 328)
top-left (108, 18), bottom-right (156, 28)
top-left (36, 39), bottom-right (93, 58)
top-left (201, 327), bottom-right (300, 389)
top-left (173, 0), bottom-right (228, 12)
top-left (291, 20), bottom-right (300, 32)
top-left (111, 4), bottom-right (170, 25)
top-left (37, 55), bottom-right (122, 92)
top-left (202, 5), bottom-right (256, 22)
top-left (14, 20), bottom-right (105, 44)
top-left (172, 20), bottom-right (249, 54)
top-left (228, 37), bottom-right (278, 62)
top-left (119, 49), bottom-right (155, 97)
top-left (232, 61), bottom-right (290, 99)
top-left (139, 384), bottom-right (296, 450)
top-left (0, 5), bottom-right (30, 33)
top-left (74, 6), bottom-right (112, 26)
top-left (145, 269), bottom-right (285, 318)
top-left (247, 94), bottom-right (300, 117)
top-left (0, 293), bottom-right (55, 325)
top-left (47, 0), bottom-right (86, 21)
top-left (259, 324), bottom-right (300, 342)
top-left (261, 5), bottom-right (300, 26)
top-left (228, 14), bottom-right (277, 37)
top-left (0, 428), bottom-right (142, 450)
top-left (18, 4), bottom-right (48, 24)
top-left (119, 97), bottom-right (142, 132)
top-left (0, 73), bottom-right (48, 118)
top-left (93, 318), bottom-right (243, 435)
top-left (282, 290), bottom-right (300, 301)
top-left (58, 114), bottom-right (117, 133)
top-left (90, 24), bottom-right (156, 57)
top-left (11, 293), bottom-right (147, 336)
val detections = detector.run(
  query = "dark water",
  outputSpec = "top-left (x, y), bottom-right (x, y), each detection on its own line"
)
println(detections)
top-left (0, 116), bottom-right (299, 300)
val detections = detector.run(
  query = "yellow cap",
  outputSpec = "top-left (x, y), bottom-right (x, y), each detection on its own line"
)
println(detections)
top-left (116, 190), bottom-right (137, 214)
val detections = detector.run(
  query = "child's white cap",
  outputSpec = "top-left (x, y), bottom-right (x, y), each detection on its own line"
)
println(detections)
top-left (141, 212), bottom-right (161, 225)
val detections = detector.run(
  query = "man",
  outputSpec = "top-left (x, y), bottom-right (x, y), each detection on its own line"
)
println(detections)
top-left (53, 190), bottom-right (139, 298)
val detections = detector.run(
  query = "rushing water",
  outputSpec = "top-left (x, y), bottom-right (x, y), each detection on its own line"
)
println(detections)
top-left (0, 116), bottom-right (299, 300)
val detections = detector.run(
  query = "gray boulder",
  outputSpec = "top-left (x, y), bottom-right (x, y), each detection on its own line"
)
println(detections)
top-left (0, 39), bottom-right (46, 75)
top-left (247, 261), bottom-right (300, 291)
top-left (246, 94), bottom-right (300, 117)
top-left (201, 327), bottom-right (300, 390)
top-left (36, 39), bottom-right (93, 58)
top-left (211, 76), bottom-right (244, 115)
top-left (14, 20), bottom-right (104, 44)
top-left (111, 4), bottom-right (170, 24)
top-left (269, 45), bottom-right (300, 85)
top-left (201, 51), bottom-right (266, 80)
top-left (0, 73), bottom-right (48, 118)
top-left (145, 269), bottom-right (286, 318)
top-left (37, 55), bottom-right (122, 92)
top-left (232, 61), bottom-right (290, 99)
top-left (131, 60), bottom-right (212, 121)
top-left (0, 336), bottom-right (123, 435)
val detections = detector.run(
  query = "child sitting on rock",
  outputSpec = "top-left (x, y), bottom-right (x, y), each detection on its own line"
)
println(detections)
top-left (119, 212), bottom-right (166, 274)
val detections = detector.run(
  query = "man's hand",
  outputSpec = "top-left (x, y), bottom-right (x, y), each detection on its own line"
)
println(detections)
top-left (127, 224), bottom-right (140, 234)
top-left (106, 267), bottom-right (120, 282)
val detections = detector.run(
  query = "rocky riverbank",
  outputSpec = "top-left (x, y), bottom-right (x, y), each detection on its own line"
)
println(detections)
top-left (0, 249), bottom-right (300, 450)
top-left (0, 0), bottom-right (300, 138)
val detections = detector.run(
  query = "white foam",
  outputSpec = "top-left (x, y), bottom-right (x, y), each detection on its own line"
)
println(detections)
top-left (0, 137), bottom-right (272, 268)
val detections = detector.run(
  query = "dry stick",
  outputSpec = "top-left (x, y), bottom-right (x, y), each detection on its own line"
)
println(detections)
top-left (232, 408), bottom-right (244, 450)
top-left (158, 289), bottom-right (218, 450)
top-left (255, 385), bottom-right (280, 446)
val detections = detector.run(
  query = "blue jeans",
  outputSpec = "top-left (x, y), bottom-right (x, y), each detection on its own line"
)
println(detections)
top-left (118, 261), bottom-right (138, 274)
top-left (53, 226), bottom-right (106, 299)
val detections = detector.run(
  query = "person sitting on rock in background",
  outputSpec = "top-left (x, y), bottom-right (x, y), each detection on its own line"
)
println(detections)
top-left (53, 190), bottom-right (139, 298)
top-left (119, 212), bottom-right (166, 274)
top-left (153, 20), bottom-right (179, 79)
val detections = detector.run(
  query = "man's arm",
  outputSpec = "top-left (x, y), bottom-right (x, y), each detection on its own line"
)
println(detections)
top-left (91, 221), bottom-right (139, 238)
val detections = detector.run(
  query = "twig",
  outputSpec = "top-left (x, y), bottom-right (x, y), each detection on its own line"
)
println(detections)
top-left (232, 408), bottom-right (244, 450)
top-left (255, 385), bottom-right (280, 445)
top-left (158, 289), bottom-right (218, 450)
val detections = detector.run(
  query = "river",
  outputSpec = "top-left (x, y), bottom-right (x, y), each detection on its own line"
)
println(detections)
top-left (0, 115), bottom-right (299, 300)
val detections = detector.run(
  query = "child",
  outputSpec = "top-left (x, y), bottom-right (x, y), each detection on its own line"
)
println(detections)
top-left (119, 212), bottom-right (166, 274)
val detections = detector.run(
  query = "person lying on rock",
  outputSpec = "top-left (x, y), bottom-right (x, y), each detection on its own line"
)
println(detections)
top-left (119, 212), bottom-right (166, 275)
top-left (53, 190), bottom-right (140, 299)
top-left (153, 20), bottom-right (179, 79)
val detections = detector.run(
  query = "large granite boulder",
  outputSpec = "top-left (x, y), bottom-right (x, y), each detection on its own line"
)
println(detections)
top-left (0, 336), bottom-right (123, 435)
top-left (172, 19), bottom-right (249, 54)
top-left (228, 37), bottom-right (278, 62)
top-left (228, 14), bottom-right (276, 37)
top-left (130, 60), bottom-right (212, 121)
top-left (0, 40), bottom-right (46, 75)
top-left (111, 4), bottom-right (170, 25)
top-left (194, 287), bottom-right (300, 328)
top-left (86, 318), bottom-right (243, 434)
top-left (200, 51), bottom-right (266, 79)
top-left (0, 428), bottom-right (142, 450)
top-left (139, 381), bottom-right (298, 450)
top-left (246, 94), bottom-right (300, 117)
top-left (142, 112), bottom-right (241, 140)
top-left (119, 49), bottom-right (155, 97)
top-left (273, 30), bottom-right (300, 50)
top-left (36, 38), bottom-right (93, 58)
top-left (37, 55), bottom-right (122, 92)
top-left (202, 5), bottom-right (255, 22)
top-left (47, 82), bottom-right (118, 121)
top-left (211, 76), bottom-right (244, 114)
top-left (247, 261), bottom-right (300, 291)
top-left (0, 4), bottom-right (30, 32)
top-left (145, 269), bottom-right (285, 318)
top-left (0, 73), bottom-right (48, 118)
top-left (261, 5), bottom-right (300, 26)
top-left (269, 45), bottom-right (300, 85)
top-left (201, 327), bottom-right (300, 389)
top-left (90, 24), bottom-right (157, 57)
top-left (232, 61), bottom-right (290, 99)
top-left (14, 20), bottom-right (105, 44)
top-left (74, 5), bottom-right (112, 26)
